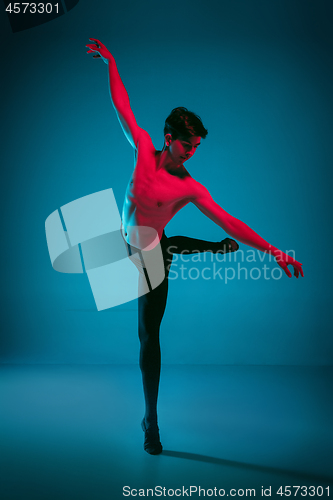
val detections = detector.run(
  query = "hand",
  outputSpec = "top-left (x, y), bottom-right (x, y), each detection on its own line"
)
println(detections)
top-left (86, 38), bottom-right (112, 64)
top-left (221, 238), bottom-right (239, 253)
top-left (274, 252), bottom-right (304, 279)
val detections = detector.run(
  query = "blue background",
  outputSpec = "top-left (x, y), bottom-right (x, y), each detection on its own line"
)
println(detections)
top-left (1, 0), bottom-right (332, 365)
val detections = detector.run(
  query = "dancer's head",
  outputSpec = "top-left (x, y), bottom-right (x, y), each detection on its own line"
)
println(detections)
top-left (163, 107), bottom-right (208, 164)
top-left (164, 107), bottom-right (208, 141)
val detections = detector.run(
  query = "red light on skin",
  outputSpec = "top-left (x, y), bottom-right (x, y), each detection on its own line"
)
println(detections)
top-left (167, 136), bottom-right (201, 166)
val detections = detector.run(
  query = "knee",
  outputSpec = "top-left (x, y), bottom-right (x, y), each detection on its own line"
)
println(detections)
top-left (139, 324), bottom-right (160, 346)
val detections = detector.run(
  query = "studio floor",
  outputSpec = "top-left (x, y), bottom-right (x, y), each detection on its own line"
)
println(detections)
top-left (0, 364), bottom-right (332, 500)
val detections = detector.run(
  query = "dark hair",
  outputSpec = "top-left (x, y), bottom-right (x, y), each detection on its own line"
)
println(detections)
top-left (164, 107), bottom-right (208, 140)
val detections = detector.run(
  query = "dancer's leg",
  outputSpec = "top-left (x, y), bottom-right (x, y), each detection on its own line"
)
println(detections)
top-left (137, 234), bottom-right (237, 424)
top-left (138, 274), bottom-right (169, 427)
top-left (135, 232), bottom-right (238, 454)
top-left (166, 235), bottom-right (239, 255)
top-left (136, 234), bottom-right (173, 454)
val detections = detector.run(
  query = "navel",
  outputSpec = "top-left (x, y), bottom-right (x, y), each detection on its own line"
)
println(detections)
top-left (157, 201), bottom-right (163, 207)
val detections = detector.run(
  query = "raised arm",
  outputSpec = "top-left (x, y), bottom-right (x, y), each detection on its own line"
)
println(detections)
top-left (86, 38), bottom-right (145, 149)
top-left (191, 182), bottom-right (304, 279)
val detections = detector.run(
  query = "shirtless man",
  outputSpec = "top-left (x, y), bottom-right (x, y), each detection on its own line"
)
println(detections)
top-left (86, 39), bottom-right (304, 455)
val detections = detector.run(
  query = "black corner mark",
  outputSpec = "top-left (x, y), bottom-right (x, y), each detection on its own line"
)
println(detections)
top-left (63, 0), bottom-right (79, 12)
top-left (4, 0), bottom-right (80, 33)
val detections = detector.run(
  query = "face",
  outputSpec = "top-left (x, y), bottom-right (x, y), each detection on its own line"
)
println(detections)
top-left (166, 135), bottom-right (201, 165)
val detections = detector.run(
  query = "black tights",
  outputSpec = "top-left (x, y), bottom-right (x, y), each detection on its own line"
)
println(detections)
top-left (137, 232), bottom-right (234, 425)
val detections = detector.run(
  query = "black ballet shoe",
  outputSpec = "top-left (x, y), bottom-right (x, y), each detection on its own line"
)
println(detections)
top-left (141, 418), bottom-right (163, 455)
top-left (220, 238), bottom-right (239, 253)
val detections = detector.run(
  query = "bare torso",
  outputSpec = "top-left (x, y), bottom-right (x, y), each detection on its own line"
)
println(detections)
top-left (121, 133), bottom-right (196, 249)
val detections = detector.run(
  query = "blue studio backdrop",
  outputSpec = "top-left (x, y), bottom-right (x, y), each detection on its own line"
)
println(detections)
top-left (1, 0), bottom-right (332, 365)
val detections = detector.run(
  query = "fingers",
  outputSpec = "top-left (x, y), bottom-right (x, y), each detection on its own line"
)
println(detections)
top-left (89, 38), bottom-right (105, 48)
top-left (86, 44), bottom-right (102, 59)
top-left (297, 261), bottom-right (304, 278)
top-left (282, 264), bottom-right (292, 278)
top-left (89, 38), bottom-right (102, 43)
top-left (86, 49), bottom-right (101, 59)
top-left (290, 263), bottom-right (304, 279)
top-left (297, 263), bottom-right (304, 278)
top-left (86, 44), bottom-right (100, 51)
top-left (292, 260), bottom-right (304, 278)
top-left (277, 254), bottom-right (304, 279)
top-left (86, 39), bottom-right (110, 64)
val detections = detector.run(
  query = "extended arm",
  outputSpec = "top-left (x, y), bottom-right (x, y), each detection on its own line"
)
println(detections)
top-left (192, 183), bottom-right (304, 278)
top-left (86, 38), bottom-right (143, 148)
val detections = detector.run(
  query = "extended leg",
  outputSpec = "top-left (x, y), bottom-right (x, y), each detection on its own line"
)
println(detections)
top-left (166, 235), bottom-right (239, 255)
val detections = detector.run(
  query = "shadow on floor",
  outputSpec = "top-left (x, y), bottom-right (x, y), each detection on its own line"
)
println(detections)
top-left (162, 450), bottom-right (333, 484)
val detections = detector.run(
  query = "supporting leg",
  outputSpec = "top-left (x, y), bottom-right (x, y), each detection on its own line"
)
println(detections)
top-left (135, 232), bottom-right (238, 454)
top-left (138, 274), bottom-right (168, 428)
top-left (137, 241), bottom-right (171, 454)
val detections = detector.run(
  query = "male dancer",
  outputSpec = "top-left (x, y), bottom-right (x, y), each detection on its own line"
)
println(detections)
top-left (86, 39), bottom-right (304, 455)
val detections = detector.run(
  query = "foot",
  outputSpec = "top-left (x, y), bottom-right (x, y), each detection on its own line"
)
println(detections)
top-left (141, 418), bottom-right (163, 455)
top-left (220, 238), bottom-right (239, 253)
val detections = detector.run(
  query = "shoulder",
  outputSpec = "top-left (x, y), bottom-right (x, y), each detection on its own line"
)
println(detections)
top-left (185, 176), bottom-right (210, 200)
